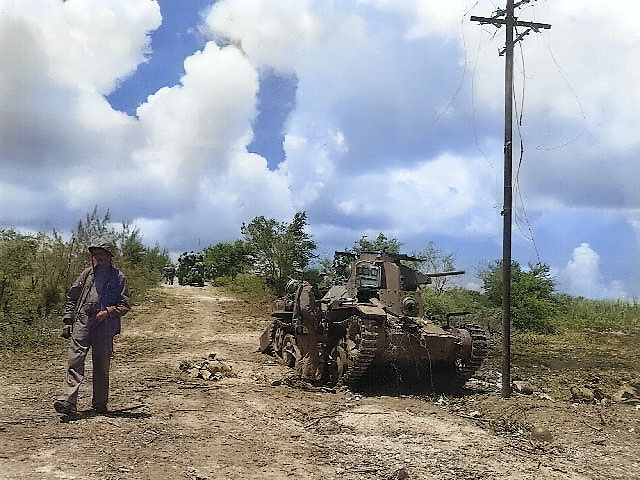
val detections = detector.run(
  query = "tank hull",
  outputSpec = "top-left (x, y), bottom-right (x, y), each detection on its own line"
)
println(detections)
top-left (260, 252), bottom-right (488, 391)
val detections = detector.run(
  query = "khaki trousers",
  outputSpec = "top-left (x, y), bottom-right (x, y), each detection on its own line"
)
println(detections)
top-left (57, 315), bottom-right (116, 409)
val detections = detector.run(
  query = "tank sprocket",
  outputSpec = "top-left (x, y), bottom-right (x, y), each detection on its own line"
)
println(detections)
top-left (450, 324), bottom-right (488, 390)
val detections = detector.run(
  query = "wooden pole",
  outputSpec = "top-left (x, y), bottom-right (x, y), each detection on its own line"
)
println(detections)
top-left (501, 0), bottom-right (514, 398)
top-left (471, 4), bottom-right (550, 398)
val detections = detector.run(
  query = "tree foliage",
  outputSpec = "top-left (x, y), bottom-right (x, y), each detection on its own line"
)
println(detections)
top-left (477, 260), bottom-right (563, 332)
top-left (352, 233), bottom-right (402, 255)
top-left (413, 242), bottom-right (458, 294)
top-left (203, 240), bottom-right (247, 283)
top-left (0, 207), bottom-right (170, 350)
top-left (118, 225), bottom-right (169, 297)
top-left (241, 211), bottom-right (317, 294)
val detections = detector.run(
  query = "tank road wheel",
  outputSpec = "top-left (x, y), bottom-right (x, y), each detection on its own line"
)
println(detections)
top-left (272, 326), bottom-right (286, 359)
top-left (341, 315), bottom-right (379, 387)
top-left (451, 325), bottom-right (488, 390)
top-left (281, 334), bottom-right (301, 368)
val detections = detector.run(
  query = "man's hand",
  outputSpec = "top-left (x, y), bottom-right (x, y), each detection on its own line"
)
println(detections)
top-left (96, 309), bottom-right (109, 322)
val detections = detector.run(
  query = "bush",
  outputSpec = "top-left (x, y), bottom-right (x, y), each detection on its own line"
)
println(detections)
top-left (556, 298), bottom-right (640, 332)
top-left (0, 209), bottom-right (171, 352)
top-left (477, 260), bottom-right (563, 333)
top-left (422, 286), bottom-right (499, 331)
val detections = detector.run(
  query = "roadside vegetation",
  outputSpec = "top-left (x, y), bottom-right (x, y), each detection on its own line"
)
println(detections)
top-left (1, 208), bottom-right (638, 364)
top-left (0, 207), bottom-right (170, 354)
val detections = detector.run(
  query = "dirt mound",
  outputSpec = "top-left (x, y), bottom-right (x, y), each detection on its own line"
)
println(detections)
top-left (0, 285), bottom-right (638, 479)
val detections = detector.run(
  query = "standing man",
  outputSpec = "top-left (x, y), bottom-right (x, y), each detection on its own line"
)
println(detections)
top-left (54, 242), bottom-right (130, 416)
top-left (292, 280), bottom-right (321, 383)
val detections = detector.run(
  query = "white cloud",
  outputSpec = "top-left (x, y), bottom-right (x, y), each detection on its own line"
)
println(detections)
top-left (205, 0), bottom-right (323, 70)
top-left (466, 0), bottom-right (640, 210)
top-left (0, 0), bottom-right (639, 298)
top-left (555, 243), bottom-right (627, 299)
top-left (3, 0), bottom-right (161, 94)
top-left (355, 0), bottom-right (473, 38)
top-left (135, 42), bottom-right (259, 188)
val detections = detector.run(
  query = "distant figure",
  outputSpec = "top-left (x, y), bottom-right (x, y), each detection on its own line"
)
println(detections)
top-left (54, 242), bottom-right (130, 416)
top-left (162, 265), bottom-right (176, 285)
top-left (293, 281), bottom-right (321, 383)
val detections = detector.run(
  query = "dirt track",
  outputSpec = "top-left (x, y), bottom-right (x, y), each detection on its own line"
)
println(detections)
top-left (1, 285), bottom-right (639, 479)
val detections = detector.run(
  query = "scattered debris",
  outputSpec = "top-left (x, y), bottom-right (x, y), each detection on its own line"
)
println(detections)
top-left (612, 383), bottom-right (640, 404)
top-left (393, 467), bottom-right (410, 480)
top-left (570, 386), bottom-right (604, 403)
top-left (535, 392), bottom-right (554, 401)
top-left (283, 374), bottom-right (319, 391)
top-left (179, 354), bottom-right (236, 381)
top-left (530, 425), bottom-right (553, 443)
top-left (513, 380), bottom-right (534, 395)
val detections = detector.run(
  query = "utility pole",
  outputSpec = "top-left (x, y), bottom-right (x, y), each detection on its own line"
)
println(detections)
top-left (471, 1), bottom-right (550, 398)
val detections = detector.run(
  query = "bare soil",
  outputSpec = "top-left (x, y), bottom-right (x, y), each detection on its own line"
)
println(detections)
top-left (1, 285), bottom-right (639, 479)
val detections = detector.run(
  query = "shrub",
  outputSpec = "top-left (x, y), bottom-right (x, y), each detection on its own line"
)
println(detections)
top-left (477, 260), bottom-right (564, 333)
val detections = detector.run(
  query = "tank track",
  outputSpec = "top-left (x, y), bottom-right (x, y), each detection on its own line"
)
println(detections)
top-left (341, 316), bottom-right (379, 387)
top-left (450, 324), bottom-right (488, 390)
top-left (263, 321), bottom-right (278, 355)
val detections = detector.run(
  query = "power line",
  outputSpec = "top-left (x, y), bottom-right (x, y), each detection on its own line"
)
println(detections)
top-left (471, 1), bottom-right (550, 398)
top-left (512, 42), bottom-right (542, 264)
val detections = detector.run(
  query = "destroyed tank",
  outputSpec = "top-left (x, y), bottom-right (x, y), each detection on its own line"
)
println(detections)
top-left (260, 252), bottom-right (488, 391)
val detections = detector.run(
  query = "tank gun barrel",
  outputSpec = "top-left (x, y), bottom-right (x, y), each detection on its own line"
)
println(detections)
top-left (334, 251), bottom-right (356, 258)
top-left (424, 270), bottom-right (466, 278)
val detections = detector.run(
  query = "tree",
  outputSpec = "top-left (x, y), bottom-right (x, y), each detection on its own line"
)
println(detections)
top-left (118, 226), bottom-right (170, 295)
top-left (416, 242), bottom-right (457, 294)
top-left (478, 260), bottom-right (562, 332)
top-left (73, 206), bottom-right (117, 252)
top-left (241, 211), bottom-right (317, 293)
top-left (352, 233), bottom-right (401, 255)
top-left (119, 225), bottom-right (145, 266)
top-left (0, 230), bottom-right (38, 321)
top-left (203, 240), bottom-right (247, 282)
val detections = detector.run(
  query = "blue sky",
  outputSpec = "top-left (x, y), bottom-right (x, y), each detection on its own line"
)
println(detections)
top-left (1, 0), bottom-right (639, 300)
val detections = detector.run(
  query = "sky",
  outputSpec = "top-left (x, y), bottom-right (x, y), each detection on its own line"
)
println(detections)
top-left (1, 0), bottom-right (639, 300)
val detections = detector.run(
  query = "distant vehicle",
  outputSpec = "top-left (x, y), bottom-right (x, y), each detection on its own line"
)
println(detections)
top-left (177, 252), bottom-right (204, 287)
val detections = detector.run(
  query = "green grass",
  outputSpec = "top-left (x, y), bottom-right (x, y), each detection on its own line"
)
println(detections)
top-left (556, 298), bottom-right (640, 332)
top-left (213, 274), bottom-right (274, 305)
top-left (0, 314), bottom-right (66, 358)
top-left (426, 288), bottom-right (640, 334)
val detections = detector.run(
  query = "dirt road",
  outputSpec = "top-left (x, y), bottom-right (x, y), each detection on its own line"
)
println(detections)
top-left (1, 285), bottom-right (639, 479)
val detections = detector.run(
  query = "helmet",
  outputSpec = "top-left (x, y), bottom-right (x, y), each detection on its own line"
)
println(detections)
top-left (88, 241), bottom-right (115, 257)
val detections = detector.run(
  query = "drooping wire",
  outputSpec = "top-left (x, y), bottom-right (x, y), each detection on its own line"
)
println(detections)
top-left (466, 5), bottom-right (502, 208)
top-left (512, 29), bottom-right (542, 264)
top-left (469, 1), bottom-right (563, 266)
top-left (429, 10), bottom-right (474, 127)
top-left (536, 33), bottom-right (587, 151)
